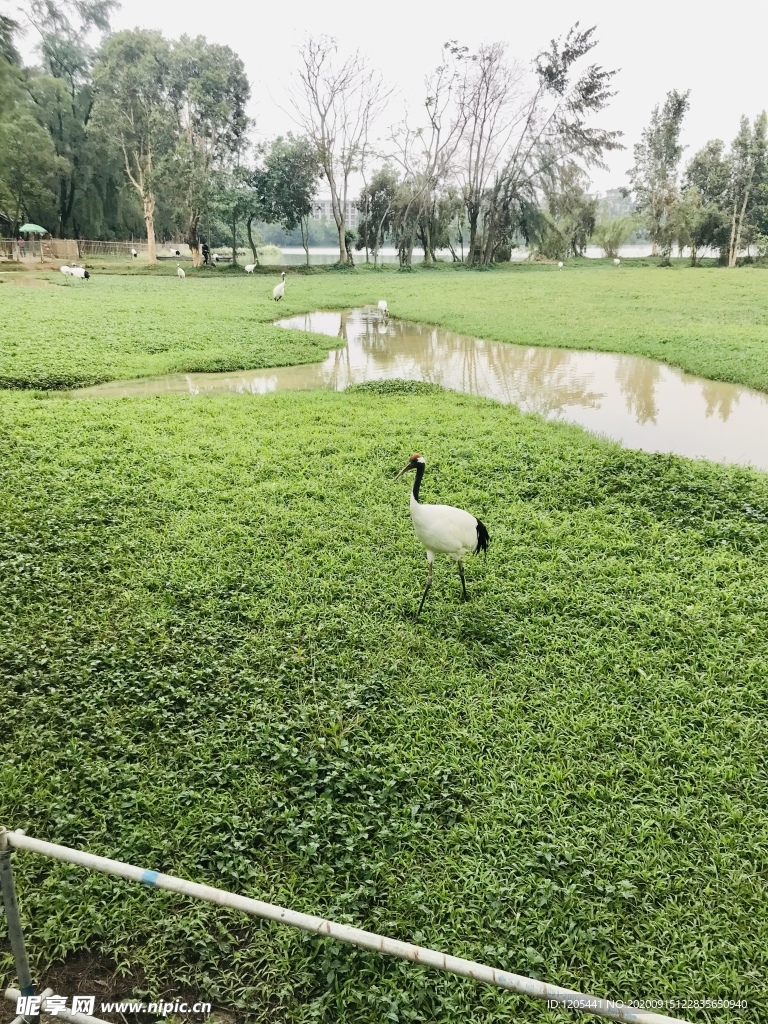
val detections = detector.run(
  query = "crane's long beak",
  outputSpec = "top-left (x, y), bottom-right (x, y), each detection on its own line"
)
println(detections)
top-left (394, 463), bottom-right (414, 480)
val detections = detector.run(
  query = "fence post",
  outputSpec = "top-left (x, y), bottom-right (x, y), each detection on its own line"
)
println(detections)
top-left (0, 830), bottom-right (35, 999)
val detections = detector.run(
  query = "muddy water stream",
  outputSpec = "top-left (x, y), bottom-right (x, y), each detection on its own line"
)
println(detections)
top-left (69, 307), bottom-right (768, 471)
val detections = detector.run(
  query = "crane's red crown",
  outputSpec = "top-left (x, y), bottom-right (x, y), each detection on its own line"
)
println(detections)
top-left (410, 453), bottom-right (422, 461)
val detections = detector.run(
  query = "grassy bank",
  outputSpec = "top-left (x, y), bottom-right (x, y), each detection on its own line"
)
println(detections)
top-left (1, 382), bottom-right (767, 1022)
top-left (1, 261), bottom-right (768, 391)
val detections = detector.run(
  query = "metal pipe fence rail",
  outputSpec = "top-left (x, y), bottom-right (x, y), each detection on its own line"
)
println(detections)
top-left (0, 829), bottom-right (691, 1024)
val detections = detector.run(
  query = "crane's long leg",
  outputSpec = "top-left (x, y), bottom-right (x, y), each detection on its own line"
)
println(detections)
top-left (458, 560), bottom-right (468, 602)
top-left (417, 552), bottom-right (435, 617)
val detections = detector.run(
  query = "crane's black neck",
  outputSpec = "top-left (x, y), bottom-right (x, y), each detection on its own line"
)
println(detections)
top-left (412, 462), bottom-right (425, 503)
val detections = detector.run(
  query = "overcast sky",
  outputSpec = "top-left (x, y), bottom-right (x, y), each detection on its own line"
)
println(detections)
top-left (10, 0), bottom-right (768, 194)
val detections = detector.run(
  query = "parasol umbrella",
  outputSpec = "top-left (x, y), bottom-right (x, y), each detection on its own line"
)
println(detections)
top-left (18, 223), bottom-right (48, 261)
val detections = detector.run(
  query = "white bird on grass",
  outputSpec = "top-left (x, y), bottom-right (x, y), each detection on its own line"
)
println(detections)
top-left (177, 263), bottom-right (185, 279)
top-left (613, 258), bottom-right (621, 267)
top-left (273, 271), bottom-right (286, 301)
top-left (395, 453), bottom-right (490, 616)
top-left (244, 263), bottom-right (256, 274)
top-left (70, 266), bottom-right (90, 280)
top-left (378, 299), bottom-right (388, 314)
top-left (60, 265), bottom-right (72, 276)
top-left (557, 261), bottom-right (563, 270)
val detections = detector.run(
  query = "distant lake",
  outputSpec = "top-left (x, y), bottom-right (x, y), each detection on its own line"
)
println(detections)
top-left (267, 245), bottom-right (714, 266)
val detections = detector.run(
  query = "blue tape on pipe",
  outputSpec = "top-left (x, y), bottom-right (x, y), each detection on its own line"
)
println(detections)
top-left (141, 870), bottom-right (159, 886)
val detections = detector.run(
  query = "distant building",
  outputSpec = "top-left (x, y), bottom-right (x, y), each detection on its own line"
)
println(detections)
top-left (312, 196), bottom-right (359, 228)
top-left (597, 188), bottom-right (636, 219)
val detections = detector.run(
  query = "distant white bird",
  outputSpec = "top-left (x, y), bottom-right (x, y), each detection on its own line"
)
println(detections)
top-left (273, 271), bottom-right (286, 301)
top-left (613, 258), bottom-right (621, 266)
top-left (395, 453), bottom-right (490, 616)
top-left (378, 299), bottom-right (388, 314)
top-left (131, 248), bottom-right (138, 258)
top-left (70, 266), bottom-right (90, 280)
top-left (177, 264), bottom-right (185, 279)
top-left (244, 263), bottom-right (256, 274)
top-left (212, 253), bottom-right (219, 265)
top-left (557, 261), bottom-right (563, 270)
top-left (60, 265), bottom-right (72, 276)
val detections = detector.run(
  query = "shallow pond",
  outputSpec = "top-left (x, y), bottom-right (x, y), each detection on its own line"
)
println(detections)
top-left (69, 307), bottom-right (768, 471)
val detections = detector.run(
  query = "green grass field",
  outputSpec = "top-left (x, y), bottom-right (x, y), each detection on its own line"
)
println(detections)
top-left (1, 264), bottom-right (767, 1023)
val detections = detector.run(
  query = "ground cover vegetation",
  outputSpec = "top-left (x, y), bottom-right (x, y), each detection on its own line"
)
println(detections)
top-left (1, 263), bottom-right (768, 392)
top-left (4, 5), bottom-right (766, 269)
top-left (1, 378), bottom-right (767, 1023)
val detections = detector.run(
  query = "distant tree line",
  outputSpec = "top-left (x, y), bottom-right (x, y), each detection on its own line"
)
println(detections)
top-left (1, 4), bottom-right (765, 266)
top-left (628, 89), bottom-right (767, 265)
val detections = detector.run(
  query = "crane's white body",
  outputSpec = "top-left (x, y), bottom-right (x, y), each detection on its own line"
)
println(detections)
top-left (244, 264), bottom-right (256, 274)
top-left (273, 272), bottom-right (286, 301)
top-left (60, 265), bottom-right (72, 276)
top-left (396, 454), bottom-right (489, 614)
top-left (378, 300), bottom-right (388, 313)
top-left (70, 266), bottom-right (89, 280)
top-left (557, 261), bottom-right (563, 269)
top-left (409, 493), bottom-right (479, 562)
top-left (613, 258), bottom-right (620, 266)
top-left (177, 264), bottom-right (185, 279)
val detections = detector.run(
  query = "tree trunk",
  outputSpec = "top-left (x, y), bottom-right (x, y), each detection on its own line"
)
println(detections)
top-left (143, 193), bottom-right (157, 265)
top-left (246, 216), bottom-right (259, 265)
top-left (336, 218), bottom-right (347, 265)
top-left (467, 206), bottom-right (479, 265)
top-left (300, 216), bottom-right (310, 266)
top-left (729, 174), bottom-right (753, 268)
top-left (231, 209), bottom-right (237, 265)
top-left (187, 211), bottom-right (202, 267)
top-left (422, 219), bottom-right (433, 264)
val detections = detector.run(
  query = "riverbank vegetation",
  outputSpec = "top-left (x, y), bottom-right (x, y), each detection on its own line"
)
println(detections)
top-left (2, 262), bottom-right (768, 392)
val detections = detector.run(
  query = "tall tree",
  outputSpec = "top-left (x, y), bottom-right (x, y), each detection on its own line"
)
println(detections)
top-left (452, 26), bottom-right (621, 265)
top-left (0, 14), bottom-right (22, 118)
top-left (390, 45), bottom-right (466, 265)
top-left (628, 89), bottom-right (690, 256)
top-left (169, 35), bottom-right (249, 265)
top-left (0, 13), bottom-right (63, 233)
top-left (542, 162), bottom-right (598, 257)
top-left (355, 165), bottom-right (399, 266)
top-left (251, 135), bottom-right (321, 266)
top-left (683, 139), bottom-right (731, 260)
top-left (291, 36), bottom-right (390, 264)
top-left (91, 29), bottom-right (174, 263)
top-left (0, 111), bottom-right (62, 232)
top-left (24, 0), bottom-right (117, 236)
top-left (726, 112), bottom-right (767, 267)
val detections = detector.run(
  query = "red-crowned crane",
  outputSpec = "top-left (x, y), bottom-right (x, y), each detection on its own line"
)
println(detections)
top-left (395, 453), bottom-right (490, 616)
top-left (613, 258), bottom-right (621, 267)
top-left (378, 299), bottom-right (388, 314)
top-left (177, 263), bottom-right (185, 279)
top-left (273, 271), bottom-right (286, 301)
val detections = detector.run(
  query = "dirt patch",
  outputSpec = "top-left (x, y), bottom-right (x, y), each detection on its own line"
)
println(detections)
top-left (0, 953), bottom-right (226, 1024)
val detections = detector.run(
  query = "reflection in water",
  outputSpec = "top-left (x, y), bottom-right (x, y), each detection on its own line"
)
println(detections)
top-left (69, 308), bottom-right (768, 471)
top-left (615, 355), bottom-right (661, 425)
